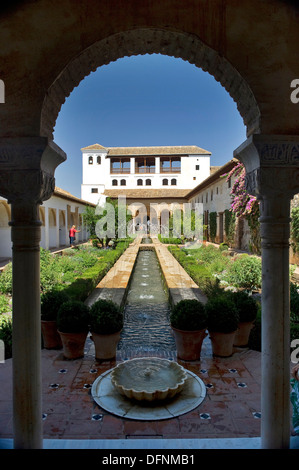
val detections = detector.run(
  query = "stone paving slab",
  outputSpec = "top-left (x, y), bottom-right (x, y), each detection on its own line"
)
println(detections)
top-left (84, 236), bottom-right (142, 308)
top-left (152, 238), bottom-right (207, 305)
top-left (0, 347), bottom-right (265, 443)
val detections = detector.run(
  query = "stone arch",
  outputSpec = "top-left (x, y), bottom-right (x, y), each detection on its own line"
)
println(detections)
top-left (39, 207), bottom-right (45, 226)
top-left (40, 29), bottom-right (260, 140)
top-left (0, 201), bottom-right (10, 227)
top-left (48, 208), bottom-right (56, 227)
top-left (59, 210), bottom-right (65, 228)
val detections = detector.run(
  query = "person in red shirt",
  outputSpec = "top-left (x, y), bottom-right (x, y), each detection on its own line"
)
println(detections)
top-left (69, 225), bottom-right (80, 247)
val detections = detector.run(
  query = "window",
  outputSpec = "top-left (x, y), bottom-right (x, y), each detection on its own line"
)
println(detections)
top-left (137, 179), bottom-right (143, 186)
top-left (110, 158), bottom-right (130, 174)
top-left (160, 156), bottom-right (181, 173)
top-left (97, 156), bottom-right (101, 164)
top-left (135, 157), bottom-right (155, 173)
top-left (195, 165), bottom-right (200, 170)
top-left (145, 179), bottom-right (151, 186)
top-left (228, 177), bottom-right (231, 188)
top-left (88, 156), bottom-right (93, 164)
top-left (162, 178), bottom-right (168, 186)
top-left (120, 179), bottom-right (126, 186)
top-left (211, 189), bottom-right (213, 201)
top-left (91, 188), bottom-right (98, 193)
top-left (112, 179), bottom-right (118, 186)
top-left (171, 179), bottom-right (177, 186)
top-left (216, 186), bottom-right (219, 195)
top-left (193, 177), bottom-right (196, 180)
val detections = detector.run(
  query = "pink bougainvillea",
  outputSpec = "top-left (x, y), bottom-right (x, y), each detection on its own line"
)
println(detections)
top-left (224, 162), bottom-right (259, 218)
top-left (223, 162), bottom-right (260, 254)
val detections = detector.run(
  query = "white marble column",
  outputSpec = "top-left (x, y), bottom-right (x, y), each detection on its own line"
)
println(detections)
top-left (0, 137), bottom-right (66, 449)
top-left (10, 201), bottom-right (43, 449)
top-left (55, 208), bottom-right (59, 248)
top-left (44, 205), bottom-right (49, 250)
top-left (235, 134), bottom-right (299, 449)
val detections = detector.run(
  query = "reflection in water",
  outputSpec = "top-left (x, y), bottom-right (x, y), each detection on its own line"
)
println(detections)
top-left (118, 250), bottom-right (176, 354)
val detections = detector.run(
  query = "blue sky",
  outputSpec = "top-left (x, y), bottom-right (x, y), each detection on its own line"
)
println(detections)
top-left (54, 54), bottom-right (246, 198)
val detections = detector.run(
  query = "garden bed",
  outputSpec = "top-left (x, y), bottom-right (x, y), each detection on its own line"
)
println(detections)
top-left (0, 239), bottom-right (132, 358)
top-left (167, 243), bottom-right (299, 352)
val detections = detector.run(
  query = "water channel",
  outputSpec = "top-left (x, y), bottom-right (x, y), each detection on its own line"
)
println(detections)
top-left (117, 248), bottom-right (176, 357)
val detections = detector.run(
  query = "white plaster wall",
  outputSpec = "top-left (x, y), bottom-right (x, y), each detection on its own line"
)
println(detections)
top-left (0, 194), bottom-right (91, 257)
top-left (81, 149), bottom-right (211, 202)
top-left (180, 155), bottom-right (210, 189)
top-left (0, 228), bottom-right (11, 258)
top-left (190, 177), bottom-right (232, 214)
top-left (81, 184), bottom-right (106, 205)
top-left (82, 150), bottom-right (109, 185)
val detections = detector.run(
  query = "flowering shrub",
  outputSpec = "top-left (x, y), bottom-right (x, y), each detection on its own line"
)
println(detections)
top-left (224, 163), bottom-right (260, 254)
top-left (222, 254), bottom-right (262, 291)
top-left (225, 163), bottom-right (257, 217)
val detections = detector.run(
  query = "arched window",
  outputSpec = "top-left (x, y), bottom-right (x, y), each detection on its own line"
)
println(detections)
top-left (120, 179), bottom-right (126, 186)
top-left (145, 179), bottom-right (151, 186)
top-left (171, 179), bottom-right (177, 186)
top-left (97, 155), bottom-right (101, 164)
top-left (112, 179), bottom-right (118, 186)
top-left (162, 179), bottom-right (168, 186)
top-left (88, 156), bottom-right (93, 164)
top-left (137, 179), bottom-right (143, 186)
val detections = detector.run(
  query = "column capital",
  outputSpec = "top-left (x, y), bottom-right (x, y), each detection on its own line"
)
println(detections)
top-left (234, 134), bottom-right (299, 199)
top-left (0, 137), bottom-right (66, 205)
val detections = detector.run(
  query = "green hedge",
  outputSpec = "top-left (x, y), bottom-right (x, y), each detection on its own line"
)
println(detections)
top-left (209, 212), bottom-right (217, 242)
top-left (158, 234), bottom-right (183, 244)
top-left (168, 245), bottom-right (213, 290)
top-left (0, 315), bottom-right (12, 359)
top-left (61, 240), bottom-right (130, 301)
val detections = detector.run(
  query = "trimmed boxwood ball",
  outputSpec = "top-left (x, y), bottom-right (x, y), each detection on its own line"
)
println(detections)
top-left (41, 290), bottom-right (70, 321)
top-left (89, 299), bottom-right (123, 334)
top-left (229, 291), bottom-right (258, 322)
top-left (205, 294), bottom-right (239, 333)
top-left (170, 299), bottom-right (208, 331)
top-left (57, 300), bottom-right (90, 333)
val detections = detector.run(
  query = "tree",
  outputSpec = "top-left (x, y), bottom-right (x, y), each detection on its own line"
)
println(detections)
top-left (82, 205), bottom-right (99, 238)
top-left (83, 198), bottom-right (132, 245)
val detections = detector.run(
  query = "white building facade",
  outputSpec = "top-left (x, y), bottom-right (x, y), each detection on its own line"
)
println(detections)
top-left (0, 188), bottom-right (94, 261)
top-left (81, 143), bottom-right (211, 205)
top-left (188, 158), bottom-right (251, 250)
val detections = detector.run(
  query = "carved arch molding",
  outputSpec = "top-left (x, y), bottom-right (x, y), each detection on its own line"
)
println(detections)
top-left (40, 28), bottom-right (260, 140)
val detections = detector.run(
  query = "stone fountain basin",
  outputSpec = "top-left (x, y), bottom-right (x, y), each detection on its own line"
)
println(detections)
top-left (110, 357), bottom-right (188, 402)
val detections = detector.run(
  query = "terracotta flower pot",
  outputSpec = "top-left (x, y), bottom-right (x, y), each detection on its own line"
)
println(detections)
top-left (209, 330), bottom-right (237, 357)
top-left (91, 330), bottom-right (122, 360)
top-left (58, 330), bottom-right (88, 359)
top-left (171, 327), bottom-right (208, 361)
top-left (234, 321), bottom-right (255, 347)
top-left (41, 320), bottom-right (62, 349)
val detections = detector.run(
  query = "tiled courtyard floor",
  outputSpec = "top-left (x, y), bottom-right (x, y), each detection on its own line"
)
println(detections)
top-left (0, 336), bottom-right (263, 442)
top-left (1, 238), bottom-right (297, 448)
